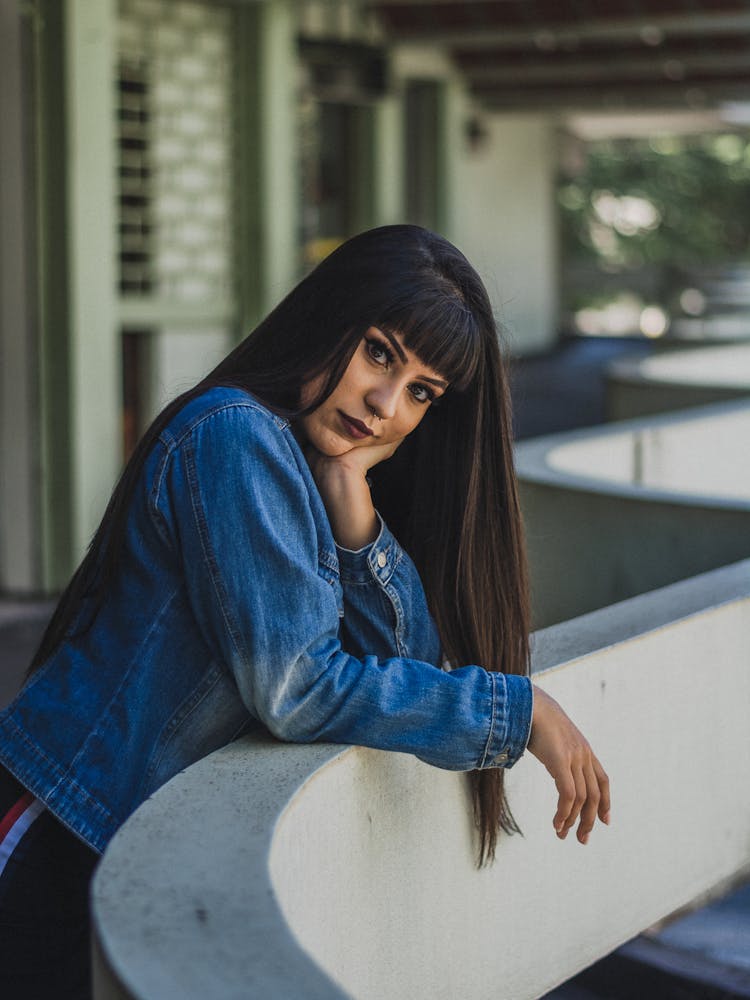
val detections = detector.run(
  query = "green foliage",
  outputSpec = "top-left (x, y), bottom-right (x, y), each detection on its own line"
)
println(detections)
top-left (560, 133), bottom-right (750, 270)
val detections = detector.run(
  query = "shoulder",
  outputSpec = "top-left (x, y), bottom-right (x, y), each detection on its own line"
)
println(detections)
top-left (159, 387), bottom-right (295, 458)
top-left (150, 386), bottom-right (317, 526)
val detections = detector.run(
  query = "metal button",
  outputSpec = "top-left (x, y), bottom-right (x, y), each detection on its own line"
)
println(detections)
top-left (491, 750), bottom-right (510, 765)
top-left (376, 551), bottom-right (387, 569)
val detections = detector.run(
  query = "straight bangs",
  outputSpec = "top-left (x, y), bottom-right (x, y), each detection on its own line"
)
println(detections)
top-left (378, 293), bottom-right (483, 392)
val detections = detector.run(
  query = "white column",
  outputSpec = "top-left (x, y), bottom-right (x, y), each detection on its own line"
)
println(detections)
top-left (64, 0), bottom-right (119, 565)
top-left (373, 94), bottom-right (404, 226)
top-left (0, 0), bottom-right (40, 592)
top-left (260, 0), bottom-right (297, 312)
top-left (440, 76), bottom-right (465, 242)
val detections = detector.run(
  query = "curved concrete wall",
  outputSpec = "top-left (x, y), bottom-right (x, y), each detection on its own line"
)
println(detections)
top-left (607, 343), bottom-right (750, 421)
top-left (516, 400), bottom-right (750, 628)
top-left (92, 562), bottom-right (750, 1000)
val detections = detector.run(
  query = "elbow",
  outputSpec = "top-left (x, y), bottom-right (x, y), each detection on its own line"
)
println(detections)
top-left (256, 693), bottom-right (330, 744)
top-left (250, 649), bottom-right (358, 744)
top-left (261, 709), bottom-right (318, 744)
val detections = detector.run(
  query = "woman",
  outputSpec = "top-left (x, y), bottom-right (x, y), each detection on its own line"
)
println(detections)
top-left (0, 225), bottom-right (608, 995)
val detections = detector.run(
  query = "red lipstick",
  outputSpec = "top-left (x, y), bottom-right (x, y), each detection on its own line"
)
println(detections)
top-left (338, 411), bottom-right (374, 439)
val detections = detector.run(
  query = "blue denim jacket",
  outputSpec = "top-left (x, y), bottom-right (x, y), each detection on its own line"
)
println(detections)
top-left (0, 388), bottom-right (532, 853)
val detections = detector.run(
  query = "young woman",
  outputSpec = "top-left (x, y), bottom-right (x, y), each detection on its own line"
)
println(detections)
top-left (0, 225), bottom-right (609, 995)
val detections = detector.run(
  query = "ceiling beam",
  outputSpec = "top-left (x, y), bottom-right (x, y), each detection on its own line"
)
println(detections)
top-left (473, 79), bottom-right (750, 111)
top-left (460, 52), bottom-right (750, 86)
top-left (453, 36), bottom-right (750, 66)
top-left (374, 10), bottom-right (750, 49)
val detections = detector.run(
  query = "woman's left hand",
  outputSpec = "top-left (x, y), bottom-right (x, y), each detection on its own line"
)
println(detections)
top-left (527, 685), bottom-right (611, 845)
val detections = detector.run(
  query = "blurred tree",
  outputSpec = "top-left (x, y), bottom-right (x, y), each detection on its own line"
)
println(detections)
top-left (559, 132), bottom-right (750, 324)
top-left (560, 134), bottom-right (750, 269)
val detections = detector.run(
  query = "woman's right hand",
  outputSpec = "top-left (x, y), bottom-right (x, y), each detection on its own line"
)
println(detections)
top-left (527, 685), bottom-right (610, 845)
top-left (304, 438), bottom-right (402, 551)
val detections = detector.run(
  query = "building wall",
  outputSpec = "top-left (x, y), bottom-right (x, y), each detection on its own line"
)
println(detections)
top-left (454, 113), bottom-right (560, 355)
top-left (389, 46), bottom-right (560, 355)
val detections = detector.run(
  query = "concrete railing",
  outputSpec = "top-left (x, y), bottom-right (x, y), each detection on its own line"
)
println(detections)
top-left (92, 560), bottom-right (750, 1000)
top-left (516, 400), bottom-right (750, 629)
top-left (607, 342), bottom-right (750, 421)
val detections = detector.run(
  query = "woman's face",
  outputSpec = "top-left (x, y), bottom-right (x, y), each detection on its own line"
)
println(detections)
top-left (298, 328), bottom-right (448, 457)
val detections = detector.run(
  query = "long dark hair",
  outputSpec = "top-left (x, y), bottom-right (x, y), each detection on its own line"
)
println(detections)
top-left (30, 225), bottom-right (530, 864)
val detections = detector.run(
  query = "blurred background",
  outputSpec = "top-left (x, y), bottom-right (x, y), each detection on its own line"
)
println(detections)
top-left (1, 4), bottom-right (749, 996)
top-left (3, 0), bottom-right (750, 596)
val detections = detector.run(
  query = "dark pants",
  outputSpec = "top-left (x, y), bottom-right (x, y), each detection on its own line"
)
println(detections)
top-left (0, 766), bottom-right (98, 999)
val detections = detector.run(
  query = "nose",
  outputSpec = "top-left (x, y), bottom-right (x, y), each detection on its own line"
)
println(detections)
top-left (366, 383), bottom-right (399, 422)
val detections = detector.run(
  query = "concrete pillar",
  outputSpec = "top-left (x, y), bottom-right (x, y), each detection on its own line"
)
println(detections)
top-left (0, 0), bottom-right (41, 593)
top-left (64, 0), bottom-right (119, 573)
top-left (373, 94), bottom-right (404, 226)
top-left (235, 0), bottom-right (297, 331)
top-left (440, 76), bottom-right (464, 243)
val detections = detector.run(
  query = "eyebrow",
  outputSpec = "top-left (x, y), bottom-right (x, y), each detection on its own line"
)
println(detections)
top-left (380, 329), bottom-right (449, 390)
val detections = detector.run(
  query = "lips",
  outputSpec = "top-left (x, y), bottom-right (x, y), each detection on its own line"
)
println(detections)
top-left (338, 411), bottom-right (374, 439)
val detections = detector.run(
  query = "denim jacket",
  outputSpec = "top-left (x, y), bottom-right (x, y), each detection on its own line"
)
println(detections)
top-left (0, 388), bottom-right (532, 853)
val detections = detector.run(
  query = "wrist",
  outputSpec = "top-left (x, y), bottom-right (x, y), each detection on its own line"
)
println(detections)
top-left (330, 507), bottom-right (379, 550)
top-left (528, 684), bottom-right (551, 753)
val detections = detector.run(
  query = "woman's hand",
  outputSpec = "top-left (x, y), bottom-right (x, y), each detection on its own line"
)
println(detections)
top-left (527, 685), bottom-right (610, 845)
top-left (305, 438), bottom-right (402, 550)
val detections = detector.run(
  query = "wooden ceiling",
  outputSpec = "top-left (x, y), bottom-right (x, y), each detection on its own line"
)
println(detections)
top-left (371, 1), bottom-right (750, 111)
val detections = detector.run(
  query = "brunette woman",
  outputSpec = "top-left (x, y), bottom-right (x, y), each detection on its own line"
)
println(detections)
top-left (0, 225), bottom-right (609, 997)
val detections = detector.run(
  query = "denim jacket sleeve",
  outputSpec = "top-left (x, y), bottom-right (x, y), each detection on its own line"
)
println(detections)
top-left (335, 516), bottom-right (442, 666)
top-left (155, 400), bottom-right (532, 772)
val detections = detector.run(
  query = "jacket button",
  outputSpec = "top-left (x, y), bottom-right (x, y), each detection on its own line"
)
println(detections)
top-left (376, 551), bottom-right (387, 568)
top-left (491, 750), bottom-right (510, 765)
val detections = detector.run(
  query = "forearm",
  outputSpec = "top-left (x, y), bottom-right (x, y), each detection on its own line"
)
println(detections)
top-left (255, 640), bottom-right (534, 773)
top-left (306, 454), bottom-right (379, 549)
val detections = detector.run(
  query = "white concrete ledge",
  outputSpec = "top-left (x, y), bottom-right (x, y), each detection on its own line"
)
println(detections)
top-left (92, 739), bottom-right (349, 1000)
top-left (516, 400), bottom-right (750, 627)
top-left (530, 558), bottom-right (750, 674)
top-left (607, 343), bottom-right (750, 420)
top-left (92, 560), bottom-right (750, 1000)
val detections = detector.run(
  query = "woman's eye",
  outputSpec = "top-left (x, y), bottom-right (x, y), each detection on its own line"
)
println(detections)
top-left (366, 338), bottom-right (393, 367)
top-left (408, 383), bottom-right (435, 404)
